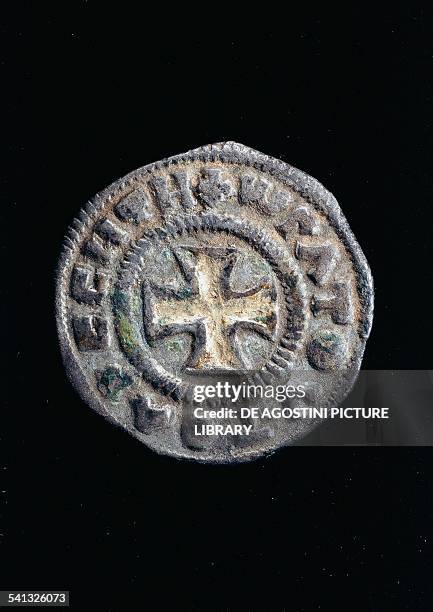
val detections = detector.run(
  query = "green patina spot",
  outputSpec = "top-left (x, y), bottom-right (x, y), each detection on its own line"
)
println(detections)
top-left (131, 293), bottom-right (142, 315)
top-left (96, 366), bottom-right (132, 401)
top-left (111, 288), bottom-right (129, 313)
top-left (255, 260), bottom-right (271, 273)
top-left (166, 339), bottom-right (183, 352)
top-left (176, 286), bottom-right (193, 299)
top-left (117, 313), bottom-right (137, 351)
top-left (317, 331), bottom-right (340, 353)
top-left (320, 331), bottom-right (339, 343)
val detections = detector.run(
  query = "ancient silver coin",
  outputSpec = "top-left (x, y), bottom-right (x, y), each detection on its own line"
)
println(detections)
top-left (56, 142), bottom-right (373, 462)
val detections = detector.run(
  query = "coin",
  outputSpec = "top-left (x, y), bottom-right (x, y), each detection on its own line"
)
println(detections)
top-left (56, 142), bottom-right (373, 462)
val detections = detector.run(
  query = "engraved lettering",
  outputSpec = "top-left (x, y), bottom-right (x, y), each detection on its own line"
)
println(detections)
top-left (82, 234), bottom-right (110, 265)
top-left (311, 283), bottom-right (351, 324)
top-left (72, 315), bottom-right (109, 351)
top-left (277, 206), bottom-right (318, 238)
top-left (150, 171), bottom-right (195, 211)
top-left (131, 397), bottom-right (172, 434)
top-left (295, 242), bottom-right (337, 285)
top-left (195, 168), bottom-right (234, 207)
top-left (115, 186), bottom-right (153, 223)
top-left (71, 265), bottom-right (109, 305)
top-left (240, 173), bottom-right (291, 214)
top-left (240, 174), bottom-right (269, 205)
top-left (95, 218), bottom-right (128, 245)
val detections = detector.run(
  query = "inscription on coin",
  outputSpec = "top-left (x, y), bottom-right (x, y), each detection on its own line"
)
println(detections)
top-left (56, 142), bottom-right (373, 462)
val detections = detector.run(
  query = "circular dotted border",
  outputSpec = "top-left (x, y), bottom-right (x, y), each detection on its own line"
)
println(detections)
top-left (55, 142), bottom-right (374, 462)
top-left (114, 212), bottom-right (307, 399)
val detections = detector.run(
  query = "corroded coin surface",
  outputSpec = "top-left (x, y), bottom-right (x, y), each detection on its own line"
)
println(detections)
top-left (56, 142), bottom-right (373, 462)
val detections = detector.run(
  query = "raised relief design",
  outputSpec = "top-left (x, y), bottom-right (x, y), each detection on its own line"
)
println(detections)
top-left (307, 330), bottom-right (347, 371)
top-left (150, 171), bottom-right (195, 212)
top-left (131, 397), bottom-right (172, 434)
top-left (239, 173), bottom-right (291, 214)
top-left (71, 265), bottom-right (109, 305)
top-left (82, 219), bottom-right (128, 266)
top-left (276, 206), bottom-right (318, 238)
top-left (95, 218), bottom-right (128, 245)
top-left (95, 365), bottom-right (132, 400)
top-left (311, 283), bottom-right (351, 325)
top-left (195, 168), bottom-right (234, 207)
top-left (144, 246), bottom-right (276, 370)
top-left (82, 234), bottom-right (110, 265)
top-left (57, 143), bottom-right (373, 463)
top-left (72, 315), bottom-right (109, 351)
top-left (115, 186), bottom-right (153, 223)
top-left (295, 242), bottom-right (337, 285)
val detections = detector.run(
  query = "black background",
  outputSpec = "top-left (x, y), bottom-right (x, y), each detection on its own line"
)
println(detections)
top-left (5, 3), bottom-right (433, 611)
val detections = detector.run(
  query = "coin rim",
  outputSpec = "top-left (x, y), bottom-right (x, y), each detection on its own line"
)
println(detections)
top-left (55, 141), bottom-right (374, 462)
